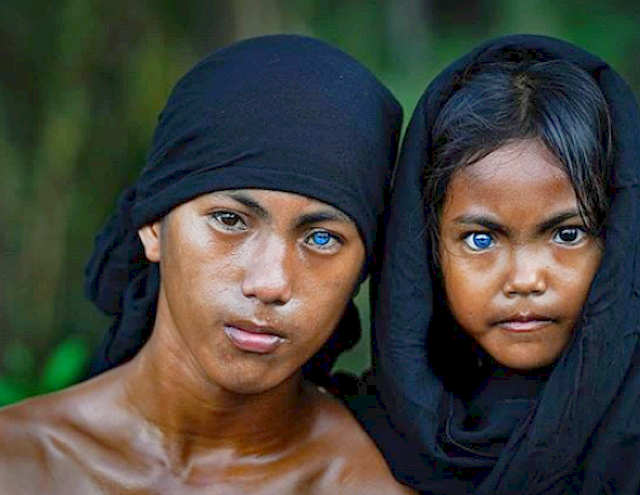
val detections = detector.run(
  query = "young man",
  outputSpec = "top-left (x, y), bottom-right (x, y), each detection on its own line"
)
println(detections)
top-left (0, 35), bottom-right (414, 494)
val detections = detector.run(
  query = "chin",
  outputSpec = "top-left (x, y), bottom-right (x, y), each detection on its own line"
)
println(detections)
top-left (493, 352), bottom-right (560, 371)
top-left (218, 370), bottom-right (299, 395)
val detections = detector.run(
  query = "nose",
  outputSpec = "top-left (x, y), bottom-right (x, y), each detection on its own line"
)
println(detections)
top-left (241, 234), bottom-right (294, 305)
top-left (503, 247), bottom-right (547, 297)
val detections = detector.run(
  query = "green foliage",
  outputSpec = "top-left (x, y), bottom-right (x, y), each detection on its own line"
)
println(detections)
top-left (39, 338), bottom-right (90, 393)
top-left (0, 337), bottom-right (89, 406)
top-left (1, 0), bottom-right (639, 406)
top-left (0, 379), bottom-right (31, 407)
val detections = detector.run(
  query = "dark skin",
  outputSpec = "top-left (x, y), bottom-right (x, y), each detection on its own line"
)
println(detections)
top-left (0, 190), bottom-right (415, 494)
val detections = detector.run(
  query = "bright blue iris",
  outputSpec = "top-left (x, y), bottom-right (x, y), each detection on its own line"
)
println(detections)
top-left (311, 231), bottom-right (332, 246)
top-left (469, 232), bottom-right (493, 250)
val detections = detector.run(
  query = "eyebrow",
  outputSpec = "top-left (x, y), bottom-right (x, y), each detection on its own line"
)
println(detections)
top-left (453, 214), bottom-right (509, 236)
top-left (225, 191), bottom-right (269, 219)
top-left (223, 191), bottom-right (354, 228)
top-left (535, 209), bottom-right (582, 234)
top-left (294, 211), bottom-right (354, 230)
top-left (453, 209), bottom-right (582, 235)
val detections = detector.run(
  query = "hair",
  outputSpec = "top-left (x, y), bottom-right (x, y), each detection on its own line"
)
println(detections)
top-left (424, 59), bottom-right (613, 266)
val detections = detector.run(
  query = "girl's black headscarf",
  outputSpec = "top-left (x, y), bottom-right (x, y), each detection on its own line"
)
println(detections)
top-left (85, 34), bottom-right (402, 385)
top-left (360, 35), bottom-right (640, 494)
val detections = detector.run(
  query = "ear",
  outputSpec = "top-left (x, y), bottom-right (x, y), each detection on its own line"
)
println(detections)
top-left (138, 221), bottom-right (162, 262)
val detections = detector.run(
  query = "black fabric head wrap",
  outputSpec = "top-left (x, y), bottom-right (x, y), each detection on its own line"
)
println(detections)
top-left (359, 35), bottom-right (640, 494)
top-left (85, 34), bottom-right (402, 383)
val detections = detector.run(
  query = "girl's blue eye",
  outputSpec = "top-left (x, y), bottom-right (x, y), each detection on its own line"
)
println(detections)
top-left (463, 232), bottom-right (494, 251)
top-left (553, 226), bottom-right (586, 245)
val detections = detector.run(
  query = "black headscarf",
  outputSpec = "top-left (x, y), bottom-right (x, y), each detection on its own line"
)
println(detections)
top-left (355, 35), bottom-right (640, 494)
top-left (85, 35), bottom-right (402, 385)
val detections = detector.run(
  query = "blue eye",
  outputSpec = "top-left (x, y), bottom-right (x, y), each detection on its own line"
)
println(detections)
top-left (305, 230), bottom-right (341, 251)
top-left (311, 231), bottom-right (331, 245)
top-left (463, 232), bottom-right (494, 251)
top-left (553, 226), bottom-right (586, 245)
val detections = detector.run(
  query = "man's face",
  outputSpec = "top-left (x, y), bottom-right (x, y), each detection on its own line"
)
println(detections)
top-left (139, 189), bottom-right (365, 393)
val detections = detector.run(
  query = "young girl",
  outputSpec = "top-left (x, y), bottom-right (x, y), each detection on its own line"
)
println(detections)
top-left (355, 35), bottom-right (640, 494)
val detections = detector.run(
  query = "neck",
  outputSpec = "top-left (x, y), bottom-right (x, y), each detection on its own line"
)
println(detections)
top-left (119, 328), bottom-right (312, 466)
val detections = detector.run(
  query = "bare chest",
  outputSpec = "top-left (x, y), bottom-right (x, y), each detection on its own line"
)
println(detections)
top-left (2, 440), bottom-right (343, 495)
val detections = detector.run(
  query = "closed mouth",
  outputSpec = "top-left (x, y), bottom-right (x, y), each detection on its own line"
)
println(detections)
top-left (224, 322), bottom-right (288, 354)
top-left (495, 315), bottom-right (556, 332)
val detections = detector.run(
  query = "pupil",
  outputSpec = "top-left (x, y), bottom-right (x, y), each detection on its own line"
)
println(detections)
top-left (313, 232), bottom-right (330, 245)
top-left (221, 213), bottom-right (237, 225)
top-left (560, 228), bottom-right (578, 242)
top-left (474, 234), bottom-right (491, 248)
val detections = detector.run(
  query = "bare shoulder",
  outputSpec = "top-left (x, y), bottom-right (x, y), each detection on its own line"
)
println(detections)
top-left (0, 371), bottom-right (125, 494)
top-left (0, 389), bottom-right (74, 491)
top-left (303, 384), bottom-right (417, 495)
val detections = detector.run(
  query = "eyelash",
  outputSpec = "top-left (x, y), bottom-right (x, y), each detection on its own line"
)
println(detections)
top-left (210, 211), bottom-right (247, 231)
top-left (304, 229), bottom-right (343, 252)
top-left (552, 226), bottom-right (587, 245)
top-left (462, 232), bottom-right (494, 251)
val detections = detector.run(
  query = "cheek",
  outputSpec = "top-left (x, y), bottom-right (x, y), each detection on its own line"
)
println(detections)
top-left (559, 248), bottom-right (602, 313)
top-left (308, 279), bottom-right (356, 326)
top-left (298, 265), bottom-right (362, 342)
top-left (443, 276), bottom-right (481, 327)
top-left (441, 260), bottom-right (474, 329)
top-left (161, 242), bottom-right (239, 319)
top-left (440, 249), bottom-right (509, 337)
top-left (441, 251), bottom-right (489, 305)
top-left (552, 238), bottom-right (602, 279)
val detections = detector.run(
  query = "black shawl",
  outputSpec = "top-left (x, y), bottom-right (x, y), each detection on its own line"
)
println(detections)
top-left (354, 34), bottom-right (640, 494)
top-left (85, 35), bottom-right (402, 386)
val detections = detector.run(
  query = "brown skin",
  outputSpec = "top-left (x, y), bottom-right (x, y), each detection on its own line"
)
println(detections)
top-left (439, 140), bottom-right (602, 370)
top-left (0, 190), bottom-right (415, 494)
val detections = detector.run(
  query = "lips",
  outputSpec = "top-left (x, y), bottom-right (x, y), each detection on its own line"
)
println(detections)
top-left (494, 314), bottom-right (556, 332)
top-left (224, 322), bottom-right (287, 354)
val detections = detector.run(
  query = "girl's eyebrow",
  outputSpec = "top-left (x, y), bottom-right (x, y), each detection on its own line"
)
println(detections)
top-left (453, 214), bottom-right (508, 236)
top-left (452, 210), bottom-right (582, 236)
top-left (536, 209), bottom-right (582, 234)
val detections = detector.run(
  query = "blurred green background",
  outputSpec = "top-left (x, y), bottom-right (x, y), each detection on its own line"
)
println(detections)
top-left (1, 0), bottom-right (639, 405)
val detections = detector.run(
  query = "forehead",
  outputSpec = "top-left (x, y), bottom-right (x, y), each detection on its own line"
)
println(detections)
top-left (443, 140), bottom-right (578, 222)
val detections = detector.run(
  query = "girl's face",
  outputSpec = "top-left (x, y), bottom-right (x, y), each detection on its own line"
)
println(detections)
top-left (438, 139), bottom-right (602, 370)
